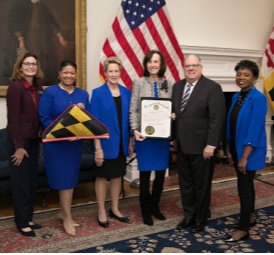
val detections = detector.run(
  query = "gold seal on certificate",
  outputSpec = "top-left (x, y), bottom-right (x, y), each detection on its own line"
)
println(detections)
top-left (145, 126), bottom-right (155, 135)
top-left (140, 97), bottom-right (172, 139)
top-left (153, 105), bottom-right (159, 110)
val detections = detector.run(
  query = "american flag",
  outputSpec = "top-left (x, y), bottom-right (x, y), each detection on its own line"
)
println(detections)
top-left (99, 0), bottom-right (184, 90)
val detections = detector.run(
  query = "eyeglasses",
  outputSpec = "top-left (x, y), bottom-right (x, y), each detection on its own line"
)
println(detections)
top-left (22, 62), bottom-right (38, 67)
top-left (184, 64), bottom-right (201, 69)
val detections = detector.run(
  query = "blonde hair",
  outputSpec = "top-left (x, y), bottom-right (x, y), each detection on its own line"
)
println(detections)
top-left (103, 57), bottom-right (122, 72)
top-left (10, 53), bottom-right (44, 83)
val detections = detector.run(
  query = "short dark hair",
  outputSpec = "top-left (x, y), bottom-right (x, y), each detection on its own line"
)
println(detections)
top-left (143, 50), bottom-right (166, 77)
top-left (59, 60), bottom-right (77, 72)
top-left (234, 60), bottom-right (259, 79)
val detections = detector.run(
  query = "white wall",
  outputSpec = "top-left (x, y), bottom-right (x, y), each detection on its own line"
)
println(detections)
top-left (86, 0), bottom-right (121, 93)
top-left (169, 0), bottom-right (274, 49)
top-left (86, 0), bottom-right (274, 94)
top-left (0, 0), bottom-right (273, 128)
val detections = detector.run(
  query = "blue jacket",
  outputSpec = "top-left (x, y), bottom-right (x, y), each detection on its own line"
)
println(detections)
top-left (90, 83), bottom-right (131, 159)
top-left (226, 87), bottom-right (267, 170)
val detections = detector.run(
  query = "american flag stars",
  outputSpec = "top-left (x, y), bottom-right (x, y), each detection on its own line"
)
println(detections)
top-left (122, 0), bottom-right (165, 30)
top-left (99, 0), bottom-right (184, 89)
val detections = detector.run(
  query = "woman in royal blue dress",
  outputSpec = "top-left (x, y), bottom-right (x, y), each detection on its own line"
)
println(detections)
top-left (39, 60), bottom-right (89, 236)
top-left (129, 50), bottom-right (173, 226)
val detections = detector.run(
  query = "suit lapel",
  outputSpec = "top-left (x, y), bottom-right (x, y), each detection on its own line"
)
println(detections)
top-left (103, 83), bottom-right (120, 134)
top-left (180, 76), bottom-right (205, 115)
top-left (120, 85), bottom-right (126, 133)
top-left (176, 80), bottom-right (186, 113)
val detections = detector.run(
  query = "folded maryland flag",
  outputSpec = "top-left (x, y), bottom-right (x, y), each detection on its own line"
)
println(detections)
top-left (42, 105), bottom-right (109, 142)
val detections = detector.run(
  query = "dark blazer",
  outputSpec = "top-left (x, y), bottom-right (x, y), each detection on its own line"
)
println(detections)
top-left (172, 75), bottom-right (226, 154)
top-left (227, 87), bottom-right (267, 170)
top-left (90, 82), bottom-right (131, 159)
top-left (6, 80), bottom-right (43, 149)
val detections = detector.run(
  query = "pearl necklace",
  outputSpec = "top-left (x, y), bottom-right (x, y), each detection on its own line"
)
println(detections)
top-left (110, 89), bottom-right (120, 94)
top-left (59, 84), bottom-right (74, 94)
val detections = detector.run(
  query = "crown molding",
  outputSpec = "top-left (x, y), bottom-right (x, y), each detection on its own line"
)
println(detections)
top-left (181, 45), bottom-right (264, 58)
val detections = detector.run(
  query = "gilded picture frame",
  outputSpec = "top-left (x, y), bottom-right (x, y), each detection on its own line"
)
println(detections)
top-left (75, 0), bottom-right (87, 92)
top-left (0, 0), bottom-right (86, 97)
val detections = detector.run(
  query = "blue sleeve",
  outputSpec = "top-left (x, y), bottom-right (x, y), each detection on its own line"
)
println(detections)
top-left (39, 88), bottom-right (55, 129)
top-left (126, 89), bottom-right (133, 137)
top-left (244, 94), bottom-right (267, 147)
top-left (90, 89), bottom-right (102, 120)
top-left (83, 91), bottom-right (90, 111)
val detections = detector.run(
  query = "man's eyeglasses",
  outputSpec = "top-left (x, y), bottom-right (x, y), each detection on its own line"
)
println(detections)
top-left (22, 62), bottom-right (38, 67)
top-left (184, 64), bottom-right (201, 69)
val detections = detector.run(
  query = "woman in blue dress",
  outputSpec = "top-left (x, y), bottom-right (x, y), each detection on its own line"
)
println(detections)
top-left (39, 60), bottom-right (89, 236)
top-left (129, 50), bottom-right (173, 226)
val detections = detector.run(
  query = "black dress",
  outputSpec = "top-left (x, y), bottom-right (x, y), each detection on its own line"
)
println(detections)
top-left (94, 96), bottom-right (126, 178)
top-left (230, 90), bottom-right (250, 163)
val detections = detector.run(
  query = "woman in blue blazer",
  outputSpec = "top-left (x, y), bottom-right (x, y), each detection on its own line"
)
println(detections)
top-left (224, 60), bottom-right (267, 242)
top-left (90, 57), bottom-right (134, 228)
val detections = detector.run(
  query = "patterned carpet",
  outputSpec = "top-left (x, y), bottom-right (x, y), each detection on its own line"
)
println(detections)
top-left (0, 173), bottom-right (273, 253)
top-left (76, 206), bottom-right (274, 253)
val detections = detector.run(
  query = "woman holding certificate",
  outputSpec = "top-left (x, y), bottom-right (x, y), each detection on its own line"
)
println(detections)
top-left (129, 50), bottom-right (173, 226)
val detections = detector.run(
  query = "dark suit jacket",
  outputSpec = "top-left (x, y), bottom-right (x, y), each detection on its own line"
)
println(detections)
top-left (6, 80), bottom-right (43, 149)
top-left (172, 75), bottom-right (226, 154)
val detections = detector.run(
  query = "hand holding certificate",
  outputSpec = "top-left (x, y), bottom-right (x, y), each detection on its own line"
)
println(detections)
top-left (140, 97), bottom-right (172, 139)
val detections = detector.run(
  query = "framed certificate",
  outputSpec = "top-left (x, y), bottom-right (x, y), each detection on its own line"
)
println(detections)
top-left (140, 97), bottom-right (172, 139)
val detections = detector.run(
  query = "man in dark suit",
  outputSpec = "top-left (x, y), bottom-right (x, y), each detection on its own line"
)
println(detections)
top-left (172, 54), bottom-right (226, 233)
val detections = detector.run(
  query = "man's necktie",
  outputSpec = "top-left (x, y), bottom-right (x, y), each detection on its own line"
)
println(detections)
top-left (180, 83), bottom-right (193, 111)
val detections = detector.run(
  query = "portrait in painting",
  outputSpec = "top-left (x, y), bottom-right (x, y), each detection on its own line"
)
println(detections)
top-left (0, 0), bottom-right (75, 87)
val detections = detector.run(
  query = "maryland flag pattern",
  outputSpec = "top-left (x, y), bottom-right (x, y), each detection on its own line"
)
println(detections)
top-left (42, 105), bottom-right (109, 142)
top-left (261, 25), bottom-right (274, 111)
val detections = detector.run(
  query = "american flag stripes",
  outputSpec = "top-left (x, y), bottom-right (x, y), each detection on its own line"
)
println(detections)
top-left (99, 0), bottom-right (184, 90)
